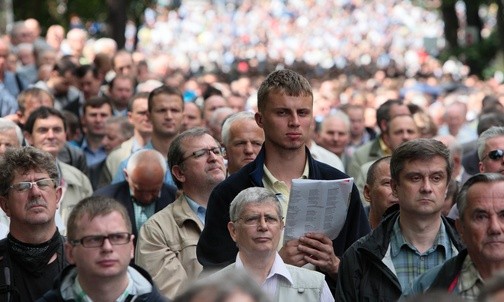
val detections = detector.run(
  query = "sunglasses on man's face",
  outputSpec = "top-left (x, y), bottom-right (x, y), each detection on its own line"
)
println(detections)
top-left (483, 149), bottom-right (504, 161)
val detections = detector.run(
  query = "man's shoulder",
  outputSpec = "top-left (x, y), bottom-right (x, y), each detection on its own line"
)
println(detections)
top-left (59, 161), bottom-right (89, 180)
top-left (93, 181), bottom-right (128, 197)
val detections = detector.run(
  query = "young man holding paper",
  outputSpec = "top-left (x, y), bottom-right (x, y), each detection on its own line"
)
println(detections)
top-left (197, 69), bottom-right (370, 292)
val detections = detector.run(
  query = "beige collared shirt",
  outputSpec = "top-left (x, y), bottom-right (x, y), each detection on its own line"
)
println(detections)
top-left (262, 161), bottom-right (309, 247)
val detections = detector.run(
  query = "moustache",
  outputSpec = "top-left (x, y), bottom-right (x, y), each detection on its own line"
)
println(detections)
top-left (25, 199), bottom-right (48, 210)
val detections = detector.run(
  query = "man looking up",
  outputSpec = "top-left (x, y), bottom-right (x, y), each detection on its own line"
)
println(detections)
top-left (197, 69), bottom-right (370, 292)
top-left (0, 147), bottom-right (67, 301)
top-left (136, 128), bottom-right (226, 299)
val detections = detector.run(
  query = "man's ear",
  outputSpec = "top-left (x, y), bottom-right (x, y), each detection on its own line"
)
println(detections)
top-left (24, 131), bottom-right (33, 145)
top-left (228, 221), bottom-right (237, 243)
top-left (455, 219), bottom-right (464, 243)
top-left (255, 112), bottom-right (263, 129)
top-left (171, 165), bottom-right (185, 184)
top-left (390, 179), bottom-right (398, 198)
top-left (123, 169), bottom-right (129, 181)
top-left (65, 242), bottom-right (76, 265)
top-left (363, 184), bottom-right (372, 204)
top-left (0, 196), bottom-right (10, 217)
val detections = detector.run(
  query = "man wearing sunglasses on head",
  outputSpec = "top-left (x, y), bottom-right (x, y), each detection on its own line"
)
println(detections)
top-left (0, 147), bottom-right (67, 302)
top-left (38, 196), bottom-right (166, 302)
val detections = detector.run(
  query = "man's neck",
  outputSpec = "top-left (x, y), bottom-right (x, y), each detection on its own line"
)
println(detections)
top-left (264, 144), bottom-right (306, 188)
top-left (398, 212), bottom-right (443, 254)
top-left (79, 273), bottom-right (130, 302)
top-left (239, 251), bottom-right (276, 284)
top-left (9, 224), bottom-right (57, 244)
top-left (85, 135), bottom-right (104, 152)
top-left (134, 131), bottom-right (150, 148)
top-left (473, 257), bottom-right (504, 280)
top-left (151, 134), bottom-right (175, 158)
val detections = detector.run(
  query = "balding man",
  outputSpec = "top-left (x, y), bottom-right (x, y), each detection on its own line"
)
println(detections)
top-left (93, 149), bottom-right (177, 242)
top-left (221, 111), bottom-right (264, 175)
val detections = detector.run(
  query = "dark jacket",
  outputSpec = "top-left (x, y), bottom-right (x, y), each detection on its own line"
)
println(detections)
top-left (197, 146), bottom-right (371, 290)
top-left (336, 211), bottom-right (465, 302)
top-left (36, 265), bottom-right (168, 302)
top-left (0, 233), bottom-right (68, 302)
top-left (93, 182), bottom-right (177, 239)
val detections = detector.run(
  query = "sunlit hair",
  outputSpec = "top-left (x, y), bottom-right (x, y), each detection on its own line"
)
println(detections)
top-left (229, 187), bottom-right (282, 222)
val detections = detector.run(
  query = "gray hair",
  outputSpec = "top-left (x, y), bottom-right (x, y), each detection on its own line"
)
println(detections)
top-left (318, 110), bottom-right (350, 134)
top-left (221, 111), bottom-right (256, 146)
top-left (477, 126), bottom-right (504, 160)
top-left (229, 187), bottom-right (282, 222)
top-left (0, 118), bottom-right (23, 146)
top-left (457, 173), bottom-right (504, 220)
top-left (126, 149), bottom-right (167, 176)
top-left (106, 116), bottom-right (134, 141)
top-left (0, 146), bottom-right (59, 196)
top-left (209, 107), bottom-right (234, 128)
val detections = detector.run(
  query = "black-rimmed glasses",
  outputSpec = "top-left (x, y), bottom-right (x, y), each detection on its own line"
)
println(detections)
top-left (181, 147), bottom-right (225, 162)
top-left (70, 232), bottom-right (132, 248)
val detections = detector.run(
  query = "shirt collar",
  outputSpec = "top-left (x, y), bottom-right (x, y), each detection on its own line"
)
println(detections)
top-left (185, 194), bottom-right (206, 224)
top-left (390, 217), bottom-right (450, 257)
top-left (235, 252), bottom-right (293, 286)
top-left (459, 254), bottom-right (485, 292)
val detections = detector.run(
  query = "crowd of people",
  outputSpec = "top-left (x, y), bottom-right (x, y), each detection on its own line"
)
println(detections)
top-left (0, 1), bottom-right (504, 301)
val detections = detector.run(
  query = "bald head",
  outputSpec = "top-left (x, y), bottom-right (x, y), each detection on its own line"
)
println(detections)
top-left (124, 149), bottom-right (167, 204)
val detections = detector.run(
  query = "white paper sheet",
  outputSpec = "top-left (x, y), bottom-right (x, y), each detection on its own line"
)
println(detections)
top-left (283, 178), bottom-right (353, 243)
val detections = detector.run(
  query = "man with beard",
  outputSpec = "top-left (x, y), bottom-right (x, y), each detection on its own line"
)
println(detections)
top-left (0, 147), bottom-right (67, 301)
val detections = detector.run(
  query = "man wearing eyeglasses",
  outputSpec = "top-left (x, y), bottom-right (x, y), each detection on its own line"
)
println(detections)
top-left (0, 146), bottom-right (67, 302)
top-left (38, 196), bottom-right (165, 301)
top-left (135, 127), bottom-right (226, 299)
top-left (210, 187), bottom-right (333, 302)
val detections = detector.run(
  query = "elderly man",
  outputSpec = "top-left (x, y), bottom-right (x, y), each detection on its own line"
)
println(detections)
top-left (221, 111), bottom-right (264, 175)
top-left (211, 187), bottom-right (334, 302)
top-left (363, 156), bottom-right (398, 229)
top-left (448, 126), bottom-right (504, 219)
top-left (0, 147), bottom-right (67, 301)
top-left (336, 139), bottom-right (464, 301)
top-left (404, 173), bottom-right (504, 300)
top-left (94, 149), bottom-right (176, 241)
top-left (136, 128), bottom-right (226, 299)
top-left (316, 110), bottom-right (352, 169)
top-left (37, 196), bottom-right (165, 301)
top-left (0, 118), bottom-right (23, 155)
